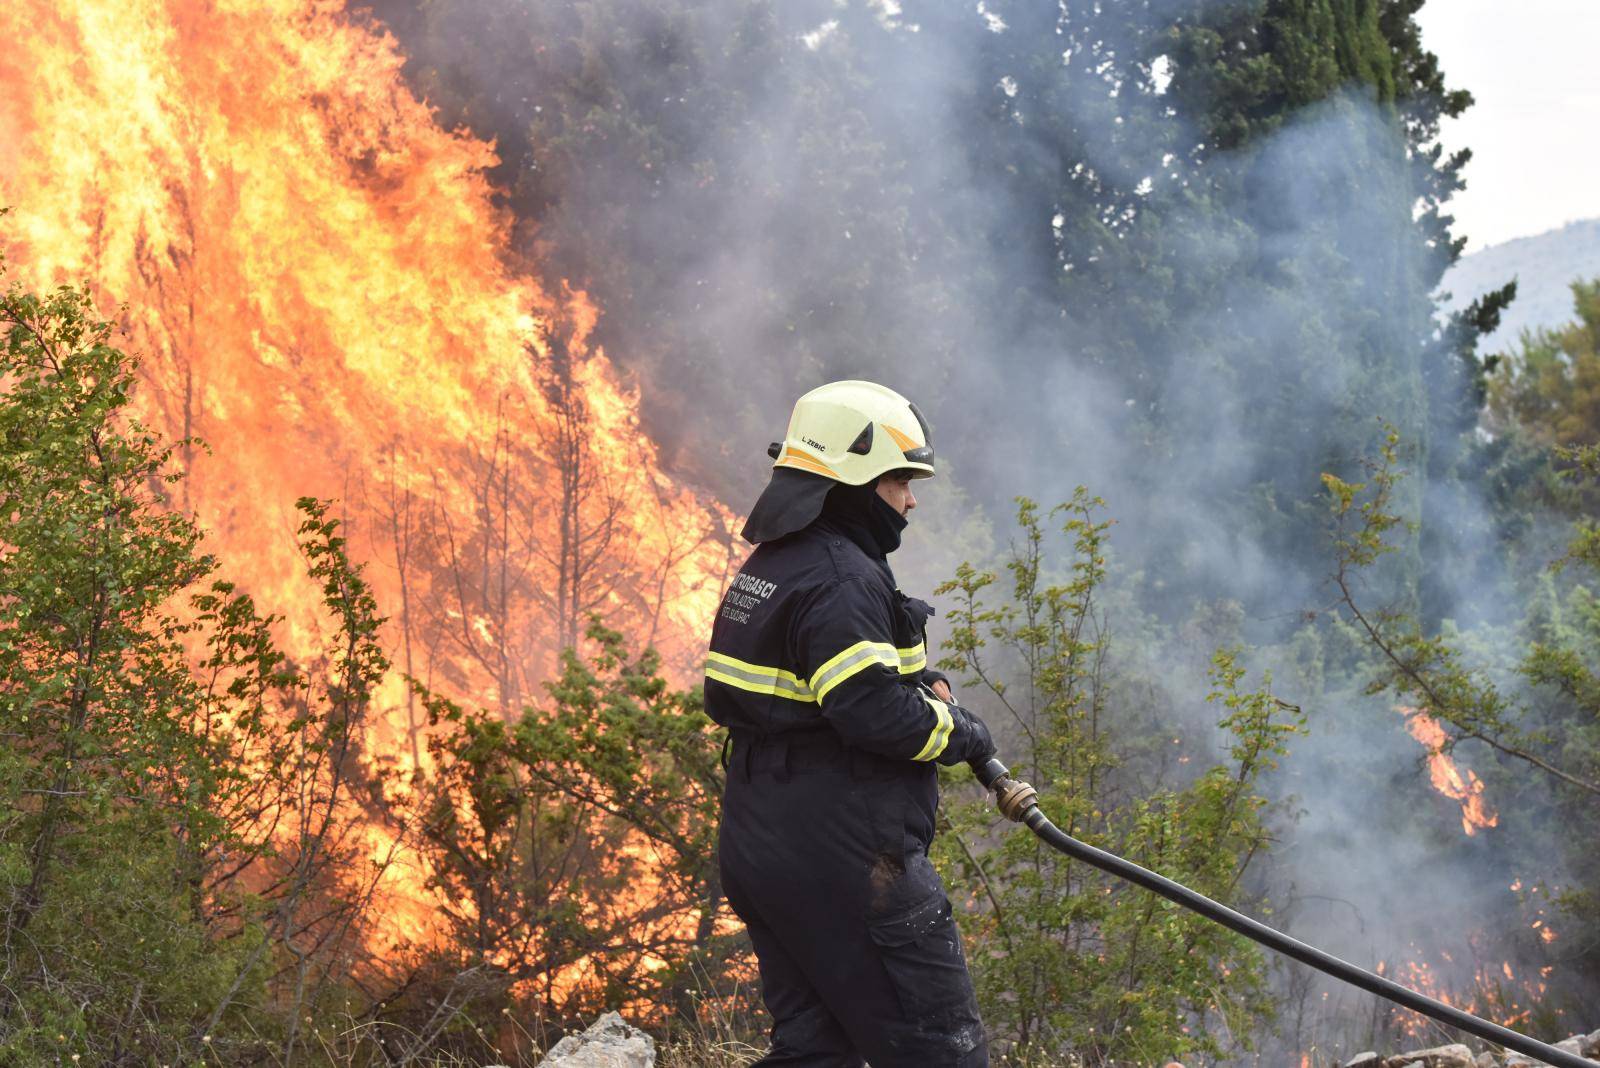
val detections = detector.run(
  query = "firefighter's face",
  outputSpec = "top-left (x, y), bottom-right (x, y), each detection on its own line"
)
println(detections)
top-left (875, 473), bottom-right (917, 517)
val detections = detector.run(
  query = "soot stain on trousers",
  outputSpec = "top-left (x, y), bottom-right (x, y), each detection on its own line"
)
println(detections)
top-left (868, 850), bottom-right (906, 911)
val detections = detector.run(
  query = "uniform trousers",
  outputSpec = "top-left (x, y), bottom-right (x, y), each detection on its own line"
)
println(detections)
top-left (719, 733), bottom-right (988, 1068)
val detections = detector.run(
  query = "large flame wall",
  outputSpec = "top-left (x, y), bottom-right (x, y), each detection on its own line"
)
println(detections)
top-left (0, 0), bottom-right (732, 721)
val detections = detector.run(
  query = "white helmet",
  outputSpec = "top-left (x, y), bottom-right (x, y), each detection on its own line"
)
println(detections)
top-left (768, 380), bottom-right (936, 484)
top-left (743, 380), bottom-right (935, 544)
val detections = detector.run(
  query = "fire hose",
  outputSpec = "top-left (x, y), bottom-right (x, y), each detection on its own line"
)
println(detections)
top-left (968, 756), bottom-right (1596, 1068)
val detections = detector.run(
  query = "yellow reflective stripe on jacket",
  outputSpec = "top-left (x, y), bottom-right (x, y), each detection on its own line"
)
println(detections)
top-left (709, 641), bottom-right (930, 706)
top-left (706, 652), bottom-right (816, 703)
top-left (911, 694), bottom-right (955, 761)
top-left (809, 640), bottom-right (900, 702)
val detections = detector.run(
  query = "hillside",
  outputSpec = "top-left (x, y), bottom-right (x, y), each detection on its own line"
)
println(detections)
top-left (1441, 217), bottom-right (1600, 355)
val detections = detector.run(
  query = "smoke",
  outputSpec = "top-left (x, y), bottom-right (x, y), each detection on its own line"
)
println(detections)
top-left (370, 0), bottom-right (1587, 1052)
top-left (377, 1), bottom-right (1440, 603)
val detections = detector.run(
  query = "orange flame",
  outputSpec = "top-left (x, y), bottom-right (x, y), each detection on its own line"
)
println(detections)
top-left (1379, 948), bottom-right (1550, 1039)
top-left (1396, 707), bottom-right (1498, 835)
top-left (0, 0), bottom-right (732, 672)
top-left (1370, 881), bottom-right (1571, 1046)
top-left (0, 0), bottom-right (735, 944)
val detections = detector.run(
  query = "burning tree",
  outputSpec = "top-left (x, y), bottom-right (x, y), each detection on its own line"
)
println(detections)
top-left (0, 0), bottom-right (735, 741)
top-left (0, 0), bottom-right (747, 1050)
top-left (0, 265), bottom-right (391, 1062)
top-left (0, 253), bottom-right (740, 1064)
top-left (404, 619), bottom-right (732, 1040)
top-left (1322, 428), bottom-right (1600, 802)
top-left (1321, 428), bottom-right (1600, 1034)
top-left (362, 309), bottom-right (737, 729)
top-left (0, 267), bottom-right (240, 1062)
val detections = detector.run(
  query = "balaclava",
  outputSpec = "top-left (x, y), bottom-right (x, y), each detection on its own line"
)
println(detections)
top-left (818, 477), bottom-right (907, 558)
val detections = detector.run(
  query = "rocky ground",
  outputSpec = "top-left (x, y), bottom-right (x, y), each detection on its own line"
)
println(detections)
top-left (525, 1014), bottom-right (1600, 1067)
top-left (528, 1012), bottom-right (657, 1067)
top-left (1329, 1028), bottom-right (1600, 1068)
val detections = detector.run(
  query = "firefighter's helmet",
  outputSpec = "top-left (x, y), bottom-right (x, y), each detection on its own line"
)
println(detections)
top-left (768, 380), bottom-right (935, 484)
top-left (742, 380), bottom-right (934, 544)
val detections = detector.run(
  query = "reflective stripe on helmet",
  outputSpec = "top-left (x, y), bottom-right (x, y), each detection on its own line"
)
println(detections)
top-left (881, 424), bottom-right (919, 451)
top-left (779, 446), bottom-right (840, 479)
top-left (881, 425), bottom-right (936, 468)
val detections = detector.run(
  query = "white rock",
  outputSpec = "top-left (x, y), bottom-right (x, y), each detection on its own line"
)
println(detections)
top-left (1345, 1054), bottom-right (1381, 1067)
top-left (1385, 1046), bottom-right (1474, 1068)
top-left (1559, 1032), bottom-right (1600, 1063)
top-left (536, 1012), bottom-right (656, 1068)
top-left (1472, 1054), bottom-right (1496, 1068)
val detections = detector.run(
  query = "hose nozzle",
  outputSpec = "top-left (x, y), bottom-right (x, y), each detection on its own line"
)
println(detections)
top-left (968, 755), bottom-right (1039, 822)
top-left (969, 756), bottom-right (1009, 789)
top-left (993, 776), bottom-right (1039, 822)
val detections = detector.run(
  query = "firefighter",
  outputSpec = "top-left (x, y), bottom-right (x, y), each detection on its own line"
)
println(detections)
top-left (706, 380), bottom-right (995, 1067)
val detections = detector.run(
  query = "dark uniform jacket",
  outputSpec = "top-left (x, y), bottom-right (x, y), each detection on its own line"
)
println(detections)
top-left (705, 513), bottom-right (987, 826)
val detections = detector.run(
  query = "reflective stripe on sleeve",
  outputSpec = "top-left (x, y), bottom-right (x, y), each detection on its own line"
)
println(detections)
top-left (897, 641), bottom-right (927, 674)
top-left (809, 640), bottom-right (900, 703)
top-left (911, 695), bottom-right (955, 761)
top-left (706, 652), bottom-right (816, 702)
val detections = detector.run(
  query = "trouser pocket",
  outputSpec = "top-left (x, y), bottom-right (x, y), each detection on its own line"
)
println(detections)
top-left (866, 890), bottom-right (977, 1022)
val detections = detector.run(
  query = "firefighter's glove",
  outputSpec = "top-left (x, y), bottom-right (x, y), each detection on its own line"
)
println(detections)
top-left (941, 705), bottom-right (996, 766)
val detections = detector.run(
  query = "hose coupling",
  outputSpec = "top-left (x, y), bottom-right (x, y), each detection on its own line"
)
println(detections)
top-left (993, 775), bottom-right (1039, 822)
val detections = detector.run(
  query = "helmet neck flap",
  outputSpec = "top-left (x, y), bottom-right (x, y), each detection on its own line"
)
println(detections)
top-left (740, 470), bottom-right (907, 555)
top-left (740, 468), bottom-right (833, 545)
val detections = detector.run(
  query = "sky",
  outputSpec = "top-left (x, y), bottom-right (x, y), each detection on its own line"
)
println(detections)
top-left (1416, 0), bottom-right (1600, 251)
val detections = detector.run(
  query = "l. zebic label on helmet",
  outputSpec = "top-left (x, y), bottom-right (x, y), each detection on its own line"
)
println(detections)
top-left (720, 572), bottom-right (779, 625)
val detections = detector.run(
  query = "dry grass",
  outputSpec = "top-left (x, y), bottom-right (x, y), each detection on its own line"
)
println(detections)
top-left (654, 979), bottom-right (767, 1067)
top-left (657, 1032), bottom-right (765, 1067)
top-left (242, 983), bottom-right (1103, 1068)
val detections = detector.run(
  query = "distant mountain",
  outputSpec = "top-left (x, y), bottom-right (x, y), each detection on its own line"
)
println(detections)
top-left (1439, 217), bottom-right (1600, 356)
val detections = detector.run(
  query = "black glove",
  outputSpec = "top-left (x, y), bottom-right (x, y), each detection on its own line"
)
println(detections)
top-left (938, 705), bottom-right (995, 766)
